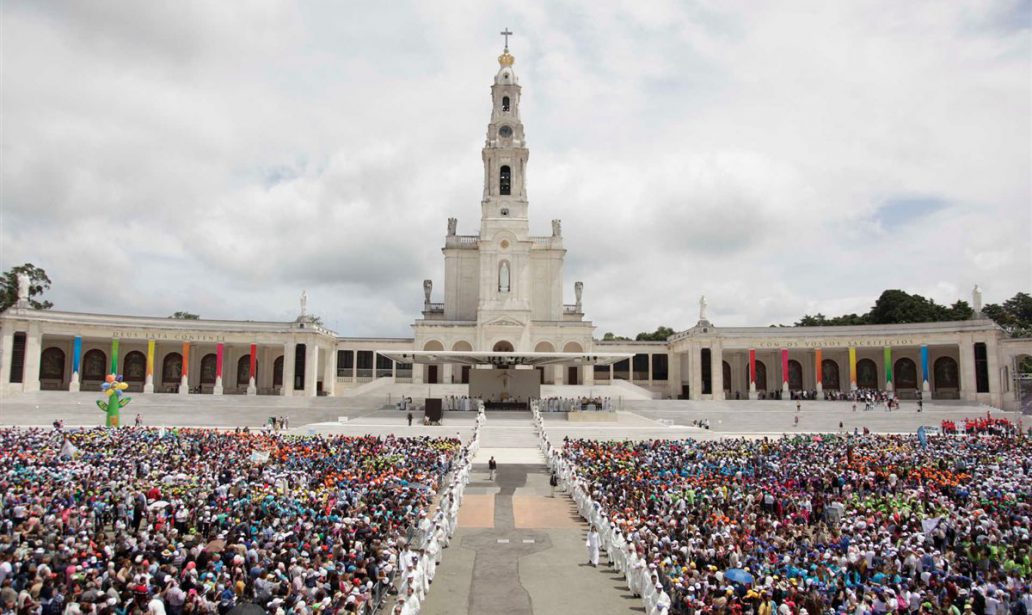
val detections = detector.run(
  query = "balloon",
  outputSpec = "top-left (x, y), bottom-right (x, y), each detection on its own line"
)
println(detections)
top-left (98, 374), bottom-right (132, 427)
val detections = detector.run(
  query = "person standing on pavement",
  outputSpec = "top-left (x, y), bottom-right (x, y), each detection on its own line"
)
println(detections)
top-left (407, 411), bottom-right (413, 426)
top-left (586, 525), bottom-right (600, 567)
top-left (488, 456), bottom-right (497, 481)
top-left (550, 472), bottom-right (559, 497)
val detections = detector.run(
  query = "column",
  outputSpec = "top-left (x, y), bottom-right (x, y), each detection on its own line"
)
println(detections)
top-left (0, 325), bottom-right (13, 389)
top-left (213, 343), bottom-right (225, 395)
top-left (748, 349), bottom-right (757, 399)
top-left (443, 363), bottom-right (453, 384)
top-left (920, 345), bottom-right (930, 393)
top-left (323, 346), bottom-right (337, 396)
top-left (110, 339), bottom-right (120, 376)
top-left (304, 343), bottom-right (318, 397)
top-left (667, 350), bottom-right (681, 398)
top-left (412, 352), bottom-right (423, 384)
top-left (70, 336), bottom-right (83, 392)
top-left (178, 342), bottom-right (190, 395)
top-left (647, 353), bottom-right (654, 387)
top-left (247, 343), bottom-right (257, 395)
top-left (711, 343), bottom-right (724, 400)
top-left (814, 348), bottom-right (823, 396)
top-left (143, 340), bottom-right (155, 393)
top-left (848, 347), bottom-right (857, 391)
top-left (282, 341), bottom-right (295, 396)
top-left (985, 337), bottom-right (1002, 407)
top-left (780, 348), bottom-right (789, 395)
top-left (689, 345), bottom-right (702, 400)
top-left (958, 338), bottom-right (976, 401)
top-left (351, 350), bottom-right (358, 381)
top-left (883, 346), bottom-right (893, 392)
top-left (23, 324), bottom-right (42, 393)
top-left (583, 360), bottom-right (594, 386)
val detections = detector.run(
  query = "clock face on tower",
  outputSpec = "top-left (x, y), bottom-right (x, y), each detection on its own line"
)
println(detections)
top-left (498, 125), bottom-right (513, 138)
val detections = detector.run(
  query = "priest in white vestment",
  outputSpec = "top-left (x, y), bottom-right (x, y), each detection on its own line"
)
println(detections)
top-left (586, 526), bottom-right (601, 567)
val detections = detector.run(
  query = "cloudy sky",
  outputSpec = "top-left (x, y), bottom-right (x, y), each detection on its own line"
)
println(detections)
top-left (2, 0), bottom-right (1029, 337)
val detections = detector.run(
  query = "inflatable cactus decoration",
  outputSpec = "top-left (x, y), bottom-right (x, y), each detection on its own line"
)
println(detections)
top-left (97, 374), bottom-right (131, 427)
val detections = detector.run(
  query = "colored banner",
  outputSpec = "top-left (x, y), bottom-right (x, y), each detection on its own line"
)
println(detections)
top-left (780, 349), bottom-right (789, 385)
top-left (215, 343), bottom-right (224, 379)
top-left (815, 348), bottom-right (823, 385)
top-left (748, 349), bottom-right (756, 384)
top-left (181, 343), bottom-right (190, 378)
top-left (110, 339), bottom-right (120, 375)
top-left (146, 340), bottom-right (155, 377)
top-left (72, 336), bottom-right (82, 375)
top-left (848, 347), bottom-right (857, 385)
top-left (920, 345), bottom-right (929, 383)
top-left (249, 344), bottom-right (257, 378)
top-left (884, 346), bottom-right (893, 383)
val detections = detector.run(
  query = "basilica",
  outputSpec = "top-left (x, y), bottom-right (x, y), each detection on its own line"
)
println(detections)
top-left (1, 44), bottom-right (1028, 411)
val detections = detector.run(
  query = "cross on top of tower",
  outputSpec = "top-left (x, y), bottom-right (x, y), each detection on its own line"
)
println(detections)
top-left (500, 28), bottom-right (513, 50)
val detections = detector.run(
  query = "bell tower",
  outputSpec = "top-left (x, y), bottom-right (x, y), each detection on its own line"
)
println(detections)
top-left (481, 30), bottom-right (529, 231)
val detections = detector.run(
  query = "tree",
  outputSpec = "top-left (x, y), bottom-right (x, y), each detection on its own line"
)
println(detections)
top-left (0, 263), bottom-right (53, 312)
top-left (602, 332), bottom-right (630, 341)
top-left (795, 290), bottom-right (974, 327)
top-left (170, 311), bottom-right (199, 320)
top-left (1018, 356), bottom-right (1032, 374)
top-left (983, 292), bottom-right (1032, 338)
top-left (795, 313), bottom-right (868, 326)
top-left (635, 326), bottom-right (676, 341)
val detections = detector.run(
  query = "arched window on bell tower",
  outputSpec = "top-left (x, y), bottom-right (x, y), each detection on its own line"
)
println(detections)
top-left (499, 165), bottom-right (511, 195)
top-left (502, 96), bottom-right (510, 112)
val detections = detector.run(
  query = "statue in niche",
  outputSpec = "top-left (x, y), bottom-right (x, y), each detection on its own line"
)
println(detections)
top-left (699, 295), bottom-right (708, 321)
top-left (447, 218), bottom-right (457, 236)
top-left (300, 290), bottom-right (308, 316)
top-left (423, 279), bottom-right (433, 305)
top-left (972, 284), bottom-right (983, 313)
top-left (574, 281), bottom-right (583, 307)
top-left (551, 219), bottom-right (561, 237)
top-left (499, 261), bottom-right (510, 293)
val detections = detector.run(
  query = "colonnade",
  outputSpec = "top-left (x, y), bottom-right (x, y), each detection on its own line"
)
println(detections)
top-left (3, 330), bottom-right (337, 397)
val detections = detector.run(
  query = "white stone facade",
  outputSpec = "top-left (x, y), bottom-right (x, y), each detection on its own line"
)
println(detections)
top-left (412, 48), bottom-right (595, 385)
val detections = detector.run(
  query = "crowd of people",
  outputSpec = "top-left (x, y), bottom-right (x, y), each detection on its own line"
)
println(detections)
top-left (537, 397), bottom-right (614, 413)
top-left (0, 422), bottom-right (480, 615)
top-left (547, 431), bottom-right (1030, 615)
top-left (736, 389), bottom-right (905, 406)
top-left (942, 415), bottom-right (1020, 437)
top-left (440, 396), bottom-right (482, 412)
top-left (267, 417), bottom-right (291, 432)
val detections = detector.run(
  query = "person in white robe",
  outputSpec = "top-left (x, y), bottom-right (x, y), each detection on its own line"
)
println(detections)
top-left (627, 552), bottom-right (645, 597)
top-left (586, 525), bottom-right (601, 567)
top-left (652, 584), bottom-right (671, 615)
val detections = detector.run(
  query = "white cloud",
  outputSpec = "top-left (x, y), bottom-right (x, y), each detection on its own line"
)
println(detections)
top-left (1, 0), bottom-right (1028, 338)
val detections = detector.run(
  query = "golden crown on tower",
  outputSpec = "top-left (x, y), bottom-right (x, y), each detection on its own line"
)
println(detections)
top-left (498, 50), bottom-right (515, 67)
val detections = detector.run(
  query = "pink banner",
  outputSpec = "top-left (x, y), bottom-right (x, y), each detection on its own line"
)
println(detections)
top-left (215, 343), bottom-right (224, 379)
top-left (748, 349), bottom-right (756, 384)
top-left (249, 344), bottom-right (257, 378)
top-left (815, 349), bottom-right (823, 385)
top-left (781, 349), bottom-right (789, 384)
